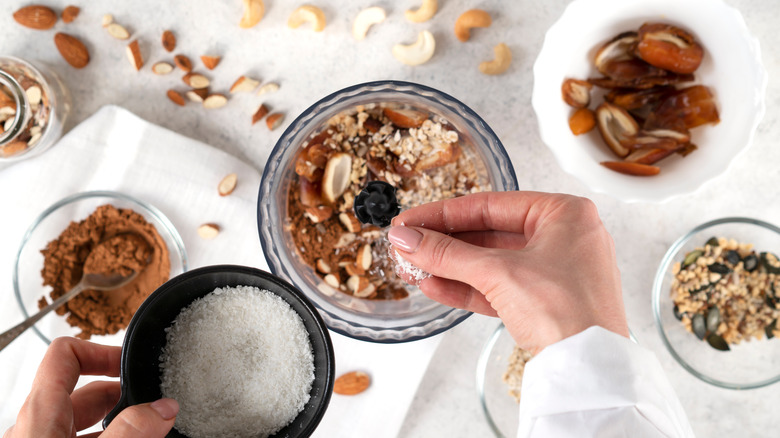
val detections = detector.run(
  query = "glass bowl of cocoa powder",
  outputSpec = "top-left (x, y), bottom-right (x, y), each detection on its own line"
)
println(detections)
top-left (13, 191), bottom-right (187, 345)
top-left (258, 81), bottom-right (517, 343)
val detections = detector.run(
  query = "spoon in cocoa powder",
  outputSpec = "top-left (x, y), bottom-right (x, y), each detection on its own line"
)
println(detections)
top-left (0, 233), bottom-right (149, 352)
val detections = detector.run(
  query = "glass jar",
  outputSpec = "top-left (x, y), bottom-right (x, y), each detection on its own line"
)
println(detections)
top-left (0, 56), bottom-right (70, 162)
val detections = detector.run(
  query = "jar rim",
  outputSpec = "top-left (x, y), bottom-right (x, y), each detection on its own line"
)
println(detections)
top-left (0, 68), bottom-right (29, 145)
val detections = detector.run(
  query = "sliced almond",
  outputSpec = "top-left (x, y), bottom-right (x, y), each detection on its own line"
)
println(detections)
top-left (333, 371), bottom-right (370, 395)
top-left (186, 88), bottom-right (209, 102)
top-left (101, 14), bottom-right (114, 28)
top-left (324, 273), bottom-right (340, 289)
top-left (304, 206), bottom-right (334, 223)
top-left (316, 258), bottom-right (331, 274)
top-left (203, 94), bottom-right (228, 109)
top-left (161, 30), bottom-right (176, 52)
top-left (182, 73), bottom-right (210, 88)
top-left (256, 82), bottom-right (280, 96)
top-left (152, 61), bottom-right (174, 75)
top-left (28, 132), bottom-right (42, 146)
top-left (166, 90), bottom-right (185, 106)
top-left (344, 263), bottom-right (365, 277)
top-left (218, 173), bottom-right (238, 196)
top-left (347, 275), bottom-right (376, 298)
top-left (197, 223), bottom-right (220, 239)
top-left (357, 244), bottom-right (372, 270)
top-left (322, 153), bottom-right (352, 203)
top-left (106, 23), bottom-right (130, 40)
top-left (339, 212), bottom-right (361, 233)
top-left (54, 33), bottom-right (90, 69)
top-left (201, 55), bottom-right (221, 70)
top-left (266, 113), bottom-right (284, 130)
top-left (62, 6), bottom-right (80, 23)
top-left (25, 86), bottom-right (42, 105)
top-left (252, 103), bottom-right (269, 125)
top-left (334, 232), bottom-right (356, 248)
top-left (230, 76), bottom-right (260, 93)
top-left (174, 54), bottom-right (193, 72)
top-left (126, 40), bottom-right (143, 71)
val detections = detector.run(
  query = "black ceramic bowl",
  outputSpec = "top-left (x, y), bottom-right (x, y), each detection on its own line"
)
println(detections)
top-left (103, 265), bottom-right (335, 438)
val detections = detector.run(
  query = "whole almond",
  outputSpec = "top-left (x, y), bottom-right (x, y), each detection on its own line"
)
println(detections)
top-left (266, 112), bottom-right (284, 130)
top-left (161, 30), bottom-right (176, 52)
top-left (14, 5), bottom-right (57, 30)
top-left (200, 55), bottom-right (221, 70)
top-left (218, 173), bottom-right (238, 196)
top-left (126, 40), bottom-right (144, 70)
top-left (61, 6), bottom-right (80, 23)
top-left (197, 223), bottom-right (220, 239)
top-left (333, 371), bottom-right (370, 395)
top-left (251, 103), bottom-right (269, 125)
top-left (167, 90), bottom-right (186, 106)
top-left (54, 33), bottom-right (90, 68)
top-left (174, 55), bottom-right (193, 72)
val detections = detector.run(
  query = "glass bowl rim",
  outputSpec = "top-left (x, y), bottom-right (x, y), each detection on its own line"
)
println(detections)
top-left (13, 190), bottom-right (189, 345)
top-left (258, 80), bottom-right (517, 343)
top-left (651, 216), bottom-right (780, 390)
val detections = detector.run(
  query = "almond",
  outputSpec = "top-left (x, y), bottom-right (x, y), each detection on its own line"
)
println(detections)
top-left (251, 103), bottom-right (269, 125)
top-left (218, 173), bottom-right (238, 196)
top-left (304, 206), bottom-right (334, 223)
top-left (344, 263), bottom-right (365, 277)
top-left (186, 88), bottom-right (209, 102)
top-left (182, 73), bottom-right (210, 89)
top-left (14, 5), bottom-right (57, 30)
top-left (197, 223), bottom-right (220, 239)
top-left (101, 14), bottom-right (114, 27)
top-left (126, 40), bottom-right (144, 71)
top-left (203, 94), bottom-right (228, 109)
top-left (54, 33), bottom-right (90, 69)
top-left (106, 23), bottom-right (130, 40)
top-left (167, 90), bottom-right (185, 106)
top-left (200, 55), bottom-right (221, 70)
top-left (333, 371), bottom-right (371, 395)
top-left (357, 244), bottom-right (372, 270)
top-left (174, 55), bottom-right (193, 72)
top-left (414, 143), bottom-right (461, 172)
top-left (266, 113), bottom-right (284, 130)
top-left (0, 140), bottom-right (28, 158)
top-left (322, 153), bottom-right (352, 203)
top-left (161, 30), bottom-right (176, 52)
top-left (339, 212), bottom-right (361, 233)
top-left (152, 61), bottom-right (174, 75)
top-left (334, 232), bottom-right (356, 249)
top-left (383, 107), bottom-right (427, 128)
top-left (324, 273), bottom-right (340, 289)
top-left (256, 82), bottom-right (280, 95)
top-left (316, 258), bottom-right (331, 274)
top-left (25, 86), bottom-right (42, 105)
top-left (230, 76), bottom-right (260, 93)
top-left (62, 6), bottom-right (80, 23)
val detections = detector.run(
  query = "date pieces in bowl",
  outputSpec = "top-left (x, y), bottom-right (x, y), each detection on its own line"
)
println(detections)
top-left (561, 22), bottom-right (720, 176)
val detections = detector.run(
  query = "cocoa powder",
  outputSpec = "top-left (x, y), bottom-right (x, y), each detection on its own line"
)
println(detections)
top-left (38, 204), bottom-right (171, 339)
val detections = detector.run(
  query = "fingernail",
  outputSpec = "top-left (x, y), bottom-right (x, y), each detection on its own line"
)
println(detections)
top-left (388, 226), bottom-right (423, 253)
top-left (151, 398), bottom-right (179, 420)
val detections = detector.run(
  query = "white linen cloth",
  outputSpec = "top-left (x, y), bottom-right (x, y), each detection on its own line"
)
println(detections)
top-left (0, 105), bottom-right (440, 437)
top-left (518, 326), bottom-right (695, 438)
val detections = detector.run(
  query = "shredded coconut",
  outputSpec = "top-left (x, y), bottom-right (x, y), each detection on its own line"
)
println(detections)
top-left (389, 247), bottom-right (431, 284)
top-left (159, 285), bottom-right (314, 438)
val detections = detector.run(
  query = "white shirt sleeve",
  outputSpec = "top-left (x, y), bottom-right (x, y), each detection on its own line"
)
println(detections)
top-left (517, 326), bottom-right (695, 438)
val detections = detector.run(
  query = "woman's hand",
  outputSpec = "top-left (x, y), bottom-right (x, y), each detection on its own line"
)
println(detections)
top-left (388, 191), bottom-right (629, 354)
top-left (4, 337), bottom-right (178, 438)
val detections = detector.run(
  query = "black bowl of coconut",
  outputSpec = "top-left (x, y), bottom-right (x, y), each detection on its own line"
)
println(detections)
top-left (103, 265), bottom-right (335, 438)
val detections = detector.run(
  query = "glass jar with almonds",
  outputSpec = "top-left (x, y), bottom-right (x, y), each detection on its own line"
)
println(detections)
top-left (0, 56), bottom-right (70, 161)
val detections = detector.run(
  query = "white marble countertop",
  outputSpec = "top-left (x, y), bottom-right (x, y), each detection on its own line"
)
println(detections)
top-left (1, 0), bottom-right (778, 437)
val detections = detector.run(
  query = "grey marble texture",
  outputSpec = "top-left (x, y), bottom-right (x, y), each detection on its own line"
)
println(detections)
top-left (1, 0), bottom-right (778, 437)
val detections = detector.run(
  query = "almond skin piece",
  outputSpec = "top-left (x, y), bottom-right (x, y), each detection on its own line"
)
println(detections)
top-left (218, 173), bottom-right (238, 196)
top-left (201, 55), bottom-right (221, 70)
top-left (568, 108), bottom-right (596, 135)
top-left (161, 30), bottom-right (176, 52)
top-left (600, 161), bottom-right (661, 176)
top-left (14, 5), bottom-right (57, 30)
top-left (174, 55), bottom-right (193, 72)
top-left (61, 6), bottom-right (80, 23)
top-left (266, 113), bottom-right (284, 130)
top-left (334, 371), bottom-right (370, 395)
top-left (166, 90), bottom-right (186, 106)
top-left (252, 103), bottom-right (269, 125)
top-left (54, 33), bottom-right (90, 68)
top-left (126, 40), bottom-right (144, 71)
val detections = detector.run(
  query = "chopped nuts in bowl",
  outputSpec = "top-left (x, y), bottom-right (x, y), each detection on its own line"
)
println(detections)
top-left (653, 217), bottom-right (780, 389)
top-left (258, 81), bottom-right (517, 343)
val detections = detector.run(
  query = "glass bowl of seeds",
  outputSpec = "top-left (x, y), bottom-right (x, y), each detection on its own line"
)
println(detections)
top-left (258, 80), bottom-right (518, 343)
top-left (653, 217), bottom-right (780, 389)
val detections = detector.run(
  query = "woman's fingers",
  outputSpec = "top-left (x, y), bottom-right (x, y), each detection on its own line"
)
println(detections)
top-left (70, 381), bottom-right (121, 431)
top-left (101, 399), bottom-right (178, 438)
top-left (32, 337), bottom-right (121, 395)
top-left (450, 229), bottom-right (529, 250)
top-left (418, 276), bottom-right (498, 316)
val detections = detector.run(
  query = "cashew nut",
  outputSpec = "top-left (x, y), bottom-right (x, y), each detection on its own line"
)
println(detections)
top-left (454, 9), bottom-right (491, 42)
top-left (352, 7), bottom-right (386, 40)
top-left (392, 30), bottom-right (436, 66)
top-left (288, 5), bottom-right (326, 32)
top-left (405, 0), bottom-right (438, 23)
top-left (479, 43), bottom-right (511, 75)
top-left (239, 0), bottom-right (264, 29)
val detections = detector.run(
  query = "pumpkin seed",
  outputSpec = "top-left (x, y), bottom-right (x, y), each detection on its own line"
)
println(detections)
top-left (692, 313), bottom-right (707, 340)
top-left (766, 320), bottom-right (777, 340)
top-left (705, 237), bottom-right (719, 247)
top-left (707, 263), bottom-right (730, 275)
top-left (743, 254), bottom-right (758, 272)
top-left (706, 333), bottom-right (730, 351)
top-left (682, 249), bottom-right (703, 268)
top-left (706, 307), bottom-right (721, 332)
top-left (673, 305), bottom-right (683, 321)
top-left (760, 252), bottom-right (780, 274)
top-left (724, 250), bottom-right (740, 266)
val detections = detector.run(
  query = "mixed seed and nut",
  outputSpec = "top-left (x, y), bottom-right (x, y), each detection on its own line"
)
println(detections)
top-left (503, 345), bottom-right (533, 403)
top-left (287, 104), bottom-right (490, 300)
top-left (671, 237), bottom-right (780, 351)
top-left (0, 59), bottom-right (52, 158)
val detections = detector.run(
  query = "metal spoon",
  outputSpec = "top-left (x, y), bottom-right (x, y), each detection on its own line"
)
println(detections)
top-left (0, 269), bottom-right (138, 352)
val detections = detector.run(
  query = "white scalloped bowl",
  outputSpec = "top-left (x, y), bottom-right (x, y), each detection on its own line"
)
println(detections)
top-left (532, 0), bottom-right (767, 203)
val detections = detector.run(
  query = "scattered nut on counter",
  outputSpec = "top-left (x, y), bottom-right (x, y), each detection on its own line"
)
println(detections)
top-left (174, 54), bottom-right (193, 72)
top-left (392, 30), bottom-right (435, 66)
top-left (152, 61), bottom-right (174, 75)
top-left (101, 14), bottom-right (113, 28)
top-left (479, 42), bottom-right (511, 75)
top-left (256, 82), bottom-right (279, 96)
top-left (186, 88), bottom-right (209, 102)
top-left (251, 103), bottom-right (269, 125)
top-left (218, 173), bottom-right (238, 196)
top-left (106, 23), bottom-right (130, 40)
top-left (203, 94), bottom-right (228, 109)
top-left (13, 5), bottom-right (57, 30)
top-left (288, 5), bottom-right (326, 32)
top-left (454, 9), bottom-right (492, 42)
top-left (126, 40), bottom-right (144, 70)
top-left (239, 0), bottom-right (264, 29)
top-left (167, 90), bottom-right (186, 106)
top-left (54, 32), bottom-right (90, 68)
top-left (182, 73), bottom-right (209, 88)
top-left (405, 0), bottom-right (438, 23)
top-left (230, 76), bottom-right (260, 93)
top-left (333, 371), bottom-right (370, 395)
top-left (200, 55), bottom-right (220, 70)
top-left (62, 6), bottom-right (80, 24)
top-left (161, 30), bottom-right (176, 52)
top-left (266, 113), bottom-right (284, 130)
top-left (352, 7), bottom-right (386, 41)
top-left (197, 223), bottom-right (220, 239)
